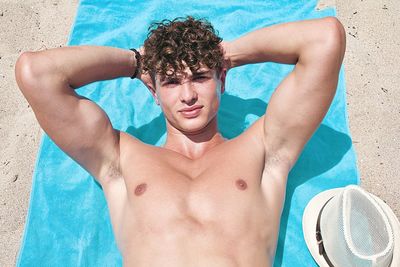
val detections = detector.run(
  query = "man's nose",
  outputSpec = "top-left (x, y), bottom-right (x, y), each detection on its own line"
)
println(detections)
top-left (180, 81), bottom-right (198, 104)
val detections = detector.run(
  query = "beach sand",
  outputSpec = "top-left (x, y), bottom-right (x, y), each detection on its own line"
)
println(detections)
top-left (0, 0), bottom-right (398, 265)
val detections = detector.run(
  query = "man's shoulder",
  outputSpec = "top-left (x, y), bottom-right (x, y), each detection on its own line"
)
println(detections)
top-left (118, 130), bottom-right (156, 158)
top-left (234, 115), bottom-right (265, 147)
top-left (217, 116), bottom-right (266, 161)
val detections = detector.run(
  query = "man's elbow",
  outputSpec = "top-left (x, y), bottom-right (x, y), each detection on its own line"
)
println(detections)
top-left (320, 17), bottom-right (346, 60)
top-left (15, 52), bottom-right (34, 90)
top-left (15, 51), bottom-right (55, 94)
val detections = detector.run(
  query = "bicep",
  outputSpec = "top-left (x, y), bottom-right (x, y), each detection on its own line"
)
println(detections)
top-left (263, 40), bottom-right (344, 169)
top-left (17, 64), bottom-right (120, 183)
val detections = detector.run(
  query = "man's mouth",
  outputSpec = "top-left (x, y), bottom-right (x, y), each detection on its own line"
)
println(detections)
top-left (179, 105), bottom-right (203, 118)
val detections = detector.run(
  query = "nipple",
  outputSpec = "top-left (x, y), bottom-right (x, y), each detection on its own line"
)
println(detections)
top-left (235, 179), bottom-right (248, 190)
top-left (134, 183), bottom-right (147, 196)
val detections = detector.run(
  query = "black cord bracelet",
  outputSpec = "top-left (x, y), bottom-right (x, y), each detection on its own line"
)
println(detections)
top-left (130, 48), bottom-right (141, 79)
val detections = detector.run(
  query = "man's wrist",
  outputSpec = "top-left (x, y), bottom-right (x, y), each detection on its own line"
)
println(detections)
top-left (129, 48), bottom-right (141, 79)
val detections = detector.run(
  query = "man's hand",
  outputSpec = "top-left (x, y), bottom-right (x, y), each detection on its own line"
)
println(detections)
top-left (219, 41), bottom-right (233, 73)
top-left (136, 46), bottom-right (156, 93)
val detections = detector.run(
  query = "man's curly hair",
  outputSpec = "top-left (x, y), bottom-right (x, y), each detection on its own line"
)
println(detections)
top-left (142, 16), bottom-right (224, 85)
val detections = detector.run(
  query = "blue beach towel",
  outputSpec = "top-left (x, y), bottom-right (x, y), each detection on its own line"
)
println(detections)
top-left (17, 0), bottom-right (360, 266)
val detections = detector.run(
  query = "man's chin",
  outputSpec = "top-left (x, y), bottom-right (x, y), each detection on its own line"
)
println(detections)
top-left (176, 118), bottom-right (211, 135)
top-left (179, 125), bottom-right (207, 135)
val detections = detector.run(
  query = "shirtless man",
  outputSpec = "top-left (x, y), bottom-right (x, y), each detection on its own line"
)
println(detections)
top-left (15, 16), bottom-right (345, 266)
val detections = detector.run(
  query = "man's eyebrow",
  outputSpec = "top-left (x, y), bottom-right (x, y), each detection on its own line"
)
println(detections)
top-left (161, 76), bottom-right (179, 82)
top-left (160, 70), bottom-right (211, 83)
top-left (192, 70), bottom-right (211, 76)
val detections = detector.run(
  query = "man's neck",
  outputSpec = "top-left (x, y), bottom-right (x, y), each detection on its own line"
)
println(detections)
top-left (163, 118), bottom-right (226, 160)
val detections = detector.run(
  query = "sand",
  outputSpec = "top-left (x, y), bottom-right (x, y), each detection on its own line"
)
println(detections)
top-left (0, 0), bottom-right (398, 266)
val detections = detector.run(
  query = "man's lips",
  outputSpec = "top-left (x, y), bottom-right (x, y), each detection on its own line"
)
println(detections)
top-left (178, 105), bottom-right (203, 112)
top-left (178, 105), bottom-right (203, 118)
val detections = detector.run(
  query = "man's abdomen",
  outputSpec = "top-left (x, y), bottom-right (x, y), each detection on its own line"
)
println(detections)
top-left (121, 212), bottom-right (274, 267)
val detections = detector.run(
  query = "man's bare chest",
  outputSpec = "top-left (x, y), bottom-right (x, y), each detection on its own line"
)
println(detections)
top-left (124, 151), bottom-right (266, 219)
top-left (112, 157), bottom-right (271, 251)
top-left (103, 137), bottom-right (288, 259)
top-left (106, 142), bottom-right (271, 230)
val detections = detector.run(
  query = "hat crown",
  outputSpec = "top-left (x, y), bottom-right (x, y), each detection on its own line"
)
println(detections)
top-left (320, 185), bottom-right (394, 266)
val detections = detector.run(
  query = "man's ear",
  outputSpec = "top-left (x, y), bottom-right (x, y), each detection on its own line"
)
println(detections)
top-left (219, 69), bottom-right (227, 94)
top-left (147, 86), bottom-right (160, 105)
top-left (139, 72), bottom-right (160, 105)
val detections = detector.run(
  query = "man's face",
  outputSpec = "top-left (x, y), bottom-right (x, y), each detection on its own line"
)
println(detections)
top-left (151, 64), bottom-right (226, 134)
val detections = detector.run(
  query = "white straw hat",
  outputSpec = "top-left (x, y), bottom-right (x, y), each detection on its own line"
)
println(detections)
top-left (303, 185), bottom-right (399, 267)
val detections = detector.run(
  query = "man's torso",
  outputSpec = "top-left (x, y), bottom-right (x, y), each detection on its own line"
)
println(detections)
top-left (102, 118), bottom-right (289, 267)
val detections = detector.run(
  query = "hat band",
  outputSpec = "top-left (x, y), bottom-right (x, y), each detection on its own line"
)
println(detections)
top-left (316, 196), bottom-right (335, 267)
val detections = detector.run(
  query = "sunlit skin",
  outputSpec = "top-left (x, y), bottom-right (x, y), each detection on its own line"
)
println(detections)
top-left (15, 17), bottom-right (345, 266)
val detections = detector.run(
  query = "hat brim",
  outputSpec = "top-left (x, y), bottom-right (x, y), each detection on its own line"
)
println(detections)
top-left (303, 187), bottom-right (400, 266)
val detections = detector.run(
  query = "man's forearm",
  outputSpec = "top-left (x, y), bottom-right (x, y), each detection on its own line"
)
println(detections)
top-left (226, 17), bottom-right (345, 68)
top-left (19, 45), bottom-right (137, 89)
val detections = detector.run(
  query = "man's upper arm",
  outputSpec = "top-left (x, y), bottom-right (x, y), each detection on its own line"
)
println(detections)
top-left (15, 52), bottom-right (121, 184)
top-left (263, 18), bottom-right (346, 169)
